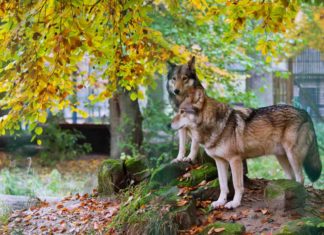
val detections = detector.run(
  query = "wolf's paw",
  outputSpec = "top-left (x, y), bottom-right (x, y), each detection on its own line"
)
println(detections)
top-left (182, 157), bottom-right (195, 164)
top-left (211, 199), bottom-right (227, 209)
top-left (224, 200), bottom-right (240, 209)
top-left (171, 158), bottom-right (183, 163)
top-left (185, 156), bottom-right (197, 164)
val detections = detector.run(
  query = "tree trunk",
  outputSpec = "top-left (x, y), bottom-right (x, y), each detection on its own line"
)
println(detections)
top-left (109, 90), bottom-right (143, 159)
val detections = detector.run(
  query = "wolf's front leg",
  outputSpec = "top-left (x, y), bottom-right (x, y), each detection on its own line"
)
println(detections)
top-left (184, 138), bottom-right (199, 163)
top-left (211, 158), bottom-right (229, 208)
top-left (171, 128), bottom-right (187, 163)
top-left (225, 157), bottom-right (244, 209)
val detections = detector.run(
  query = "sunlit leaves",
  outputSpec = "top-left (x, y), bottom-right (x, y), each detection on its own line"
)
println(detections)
top-left (0, 0), bottom-right (314, 136)
top-left (0, 0), bottom-right (175, 135)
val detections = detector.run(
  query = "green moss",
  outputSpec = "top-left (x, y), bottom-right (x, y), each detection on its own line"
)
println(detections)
top-left (275, 217), bottom-right (324, 235)
top-left (154, 186), bottom-right (179, 202)
top-left (264, 179), bottom-right (307, 203)
top-left (200, 222), bottom-right (245, 235)
top-left (97, 159), bottom-right (124, 195)
top-left (189, 179), bottom-right (220, 201)
top-left (149, 162), bottom-right (190, 187)
top-left (125, 157), bottom-right (150, 182)
top-left (177, 163), bottom-right (217, 187)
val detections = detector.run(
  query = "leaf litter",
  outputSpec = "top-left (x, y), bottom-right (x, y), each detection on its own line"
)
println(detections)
top-left (5, 189), bottom-right (120, 235)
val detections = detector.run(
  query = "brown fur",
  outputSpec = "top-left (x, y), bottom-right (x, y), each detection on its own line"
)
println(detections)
top-left (172, 88), bottom-right (322, 208)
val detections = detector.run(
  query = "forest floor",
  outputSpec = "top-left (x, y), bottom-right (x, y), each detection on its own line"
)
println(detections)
top-left (1, 175), bottom-right (324, 234)
top-left (0, 153), bottom-right (323, 234)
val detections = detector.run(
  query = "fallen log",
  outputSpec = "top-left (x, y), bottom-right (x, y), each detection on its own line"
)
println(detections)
top-left (0, 194), bottom-right (60, 211)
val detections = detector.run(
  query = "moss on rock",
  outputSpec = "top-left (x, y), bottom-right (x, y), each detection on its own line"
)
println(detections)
top-left (149, 162), bottom-right (191, 188)
top-left (201, 221), bottom-right (245, 235)
top-left (275, 217), bottom-right (324, 235)
top-left (190, 179), bottom-right (220, 201)
top-left (97, 159), bottom-right (126, 195)
top-left (125, 157), bottom-right (150, 183)
top-left (178, 163), bottom-right (217, 187)
top-left (264, 179), bottom-right (307, 210)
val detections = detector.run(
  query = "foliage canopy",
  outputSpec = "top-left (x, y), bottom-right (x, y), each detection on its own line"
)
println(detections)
top-left (0, 0), bottom-right (322, 136)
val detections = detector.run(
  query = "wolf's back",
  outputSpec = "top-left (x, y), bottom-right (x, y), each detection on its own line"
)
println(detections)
top-left (303, 115), bottom-right (322, 182)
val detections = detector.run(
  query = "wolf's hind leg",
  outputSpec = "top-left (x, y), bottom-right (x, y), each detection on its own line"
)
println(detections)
top-left (224, 157), bottom-right (244, 209)
top-left (172, 128), bottom-right (187, 163)
top-left (275, 154), bottom-right (295, 180)
top-left (284, 147), bottom-right (304, 184)
top-left (211, 158), bottom-right (229, 208)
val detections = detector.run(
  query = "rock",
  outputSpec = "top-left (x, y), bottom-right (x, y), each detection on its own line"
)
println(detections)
top-left (264, 179), bottom-right (307, 211)
top-left (125, 157), bottom-right (150, 183)
top-left (201, 221), bottom-right (245, 235)
top-left (275, 217), bottom-right (324, 235)
top-left (126, 217), bottom-right (178, 235)
top-left (125, 199), bottom-right (197, 235)
top-left (0, 194), bottom-right (60, 211)
top-left (149, 161), bottom-right (191, 188)
top-left (97, 159), bottom-right (127, 195)
top-left (178, 163), bottom-right (217, 187)
top-left (156, 186), bottom-right (179, 202)
top-left (170, 200), bottom-right (198, 230)
top-left (190, 179), bottom-right (220, 201)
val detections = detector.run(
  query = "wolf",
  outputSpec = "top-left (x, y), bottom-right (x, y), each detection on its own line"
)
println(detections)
top-left (167, 58), bottom-right (249, 177)
top-left (167, 56), bottom-right (204, 163)
top-left (171, 88), bottom-right (322, 209)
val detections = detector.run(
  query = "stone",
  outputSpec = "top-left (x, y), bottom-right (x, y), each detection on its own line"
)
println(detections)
top-left (190, 179), bottom-right (220, 201)
top-left (171, 200), bottom-right (198, 230)
top-left (177, 163), bottom-right (218, 187)
top-left (275, 217), bottom-right (324, 235)
top-left (201, 221), bottom-right (245, 235)
top-left (264, 179), bottom-right (307, 211)
top-left (125, 157), bottom-right (150, 183)
top-left (97, 159), bottom-right (127, 195)
top-left (149, 161), bottom-right (191, 188)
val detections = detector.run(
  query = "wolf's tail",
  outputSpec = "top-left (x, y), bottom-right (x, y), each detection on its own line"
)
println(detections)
top-left (303, 116), bottom-right (322, 182)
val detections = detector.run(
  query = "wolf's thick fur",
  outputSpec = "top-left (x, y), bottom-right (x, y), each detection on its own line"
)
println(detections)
top-left (166, 57), bottom-right (204, 162)
top-left (171, 89), bottom-right (322, 209)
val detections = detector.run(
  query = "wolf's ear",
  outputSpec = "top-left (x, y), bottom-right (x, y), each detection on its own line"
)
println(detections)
top-left (192, 89), bottom-right (205, 110)
top-left (167, 61), bottom-right (176, 71)
top-left (188, 56), bottom-right (196, 71)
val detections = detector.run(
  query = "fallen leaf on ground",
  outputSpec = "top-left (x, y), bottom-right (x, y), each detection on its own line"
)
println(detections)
top-left (177, 199), bottom-right (188, 207)
top-left (261, 209), bottom-right (268, 215)
top-left (208, 227), bottom-right (225, 234)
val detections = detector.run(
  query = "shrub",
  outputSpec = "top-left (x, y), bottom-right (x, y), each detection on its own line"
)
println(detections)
top-left (39, 123), bottom-right (92, 165)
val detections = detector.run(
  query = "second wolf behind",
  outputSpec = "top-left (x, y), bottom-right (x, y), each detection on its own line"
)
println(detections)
top-left (166, 57), bottom-right (249, 178)
top-left (171, 88), bottom-right (322, 209)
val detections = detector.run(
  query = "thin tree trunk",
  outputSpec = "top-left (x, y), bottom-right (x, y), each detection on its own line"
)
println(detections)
top-left (109, 90), bottom-right (143, 159)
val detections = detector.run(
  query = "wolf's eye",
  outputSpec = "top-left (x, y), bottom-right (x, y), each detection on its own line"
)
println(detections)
top-left (180, 109), bottom-right (185, 114)
top-left (182, 76), bottom-right (188, 81)
top-left (172, 77), bottom-right (176, 81)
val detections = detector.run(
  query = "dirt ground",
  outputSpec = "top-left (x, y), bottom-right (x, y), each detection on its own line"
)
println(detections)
top-left (1, 153), bottom-right (323, 234)
top-left (1, 178), bottom-right (323, 235)
top-left (191, 178), bottom-right (324, 234)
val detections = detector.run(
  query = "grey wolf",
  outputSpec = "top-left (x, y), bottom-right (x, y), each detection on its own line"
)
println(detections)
top-left (166, 57), bottom-right (203, 163)
top-left (171, 88), bottom-right (322, 209)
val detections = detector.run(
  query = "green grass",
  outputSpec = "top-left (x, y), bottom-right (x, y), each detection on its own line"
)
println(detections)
top-left (0, 168), bottom-right (97, 197)
top-left (247, 155), bottom-right (324, 189)
top-left (0, 202), bottom-right (10, 226)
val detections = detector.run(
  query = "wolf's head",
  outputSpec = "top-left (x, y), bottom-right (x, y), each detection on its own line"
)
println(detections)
top-left (171, 88), bottom-right (205, 130)
top-left (167, 57), bottom-right (201, 97)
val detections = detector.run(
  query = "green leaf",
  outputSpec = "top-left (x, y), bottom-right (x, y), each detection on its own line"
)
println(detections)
top-left (35, 127), bottom-right (43, 135)
top-left (130, 92), bottom-right (137, 101)
top-left (38, 113), bottom-right (47, 123)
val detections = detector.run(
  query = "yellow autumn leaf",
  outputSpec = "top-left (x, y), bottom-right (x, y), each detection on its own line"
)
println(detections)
top-left (35, 127), bottom-right (43, 135)
top-left (130, 92), bottom-right (137, 101)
